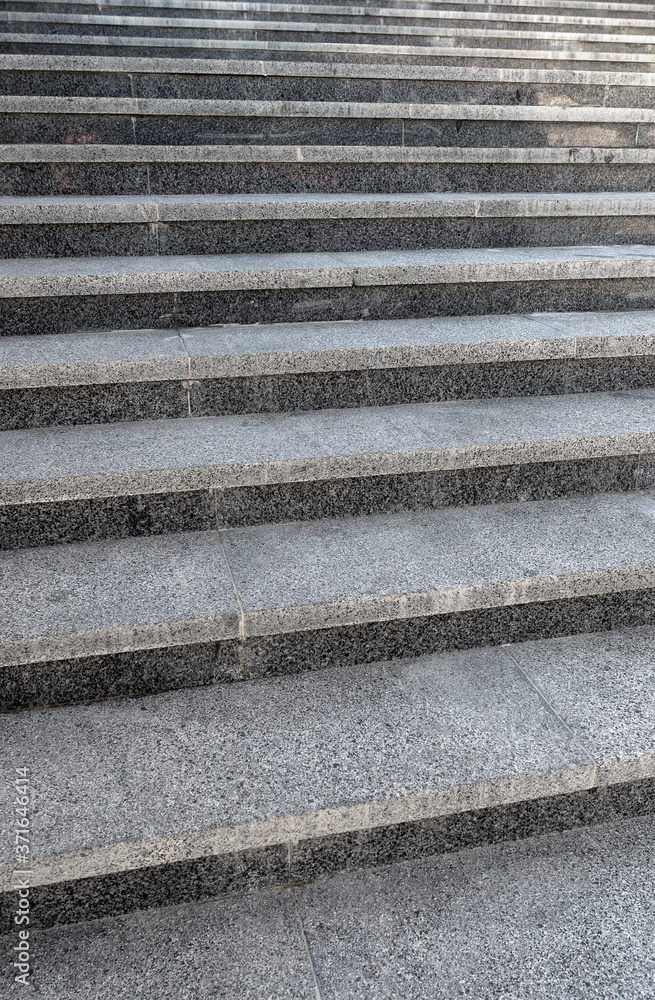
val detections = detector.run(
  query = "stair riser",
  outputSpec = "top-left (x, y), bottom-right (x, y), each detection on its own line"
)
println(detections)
top-left (5, 355), bottom-right (655, 430)
top-left (3, 453), bottom-right (655, 552)
top-left (5, 215), bottom-right (655, 258)
top-left (3, 587), bottom-right (655, 711)
top-left (2, 114), bottom-right (651, 147)
top-left (5, 279), bottom-right (655, 337)
top-left (0, 775), bottom-right (653, 933)
top-left (3, 71), bottom-right (655, 108)
top-left (3, 161), bottom-right (653, 196)
top-left (2, 6), bottom-right (650, 33)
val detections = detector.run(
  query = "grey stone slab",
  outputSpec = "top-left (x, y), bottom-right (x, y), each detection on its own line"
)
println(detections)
top-left (4, 94), bottom-right (655, 121)
top-left (3, 388), bottom-right (655, 503)
top-left (3, 0), bottom-right (654, 34)
top-left (0, 647), bottom-right (590, 883)
top-left (2, 31), bottom-right (653, 71)
top-left (0, 404), bottom-right (436, 502)
top-left (222, 491), bottom-right (655, 637)
top-left (0, 328), bottom-right (188, 388)
top-left (4, 143), bottom-right (655, 164)
top-left (19, 890), bottom-right (317, 1000)
top-left (184, 311), bottom-right (655, 377)
top-left (1, 10), bottom-right (652, 50)
top-left (298, 813), bottom-right (655, 1000)
top-left (3, 52), bottom-right (655, 87)
top-left (509, 625), bottom-right (655, 784)
top-left (0, 530), bottom-right (241, 665)
top-left (7, 190), bottom-right (655, 224)
top-left (5, 245), bottom-right (655, 299)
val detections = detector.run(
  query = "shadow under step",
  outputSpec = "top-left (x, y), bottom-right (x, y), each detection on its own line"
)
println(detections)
top-left (3, 53), bottom-right (655, 107)
top-left (5, 143), bottom-right (655, 197)
top-left (3, 95), bottom-right (655, 148)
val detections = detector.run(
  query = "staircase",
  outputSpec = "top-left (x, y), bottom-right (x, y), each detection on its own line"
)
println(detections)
top-left (2, 0), bottom-right (655, 987)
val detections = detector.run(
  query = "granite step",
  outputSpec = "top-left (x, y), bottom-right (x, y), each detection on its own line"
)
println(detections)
top-left (3, 95), bottom-right (655, 148)
top-left (7, 190), bottom-right (655, 258)
top-left (3, 490), bottom-right (655, 708)
top-left (3, 143), bottom-right (655, 197)
top-left (2, 31), bottom-right (653, 71)
top-left (3, 309), bottom-right (654, 429)
top-left (4, 0), bottom-right (655, 33)
top-left (1, 10), bottom-right (653, 55)
top-left (4, 245), bottom-right (655, 336)
top-left (4, 54), bottom-right (655, 106)
top-left (2, 386), bottom-right (655, 548)
top-left (5, 31), bottom-right (655, 73)
top-left (2, 1), bottom-right (653, 37)
top-left (13, 812), bottom-right (655, 997)
top-left (2, 626), bottom-right (655, 929)
top-left (6, 0), bottom-right (655, 14)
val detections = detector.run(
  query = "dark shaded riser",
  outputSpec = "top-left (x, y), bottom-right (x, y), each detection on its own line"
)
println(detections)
top-left (5, 69), bottom-right (655, 109)
top-left (7, 213), bottom-right (655, 258)
top-left (2, 113), bottom-right (654, 147)
top-left (4, 450), bottom-right (655, 555)
top-left (2, 159), bottom-right (653, 196)
top-left (6, 278), bottom-right (655, 337)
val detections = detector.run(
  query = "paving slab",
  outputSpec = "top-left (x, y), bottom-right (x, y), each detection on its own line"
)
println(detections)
top-left (510, 625), bottom-right (655, 784)
top-left (298, 812), bottom-right (655, 1000)
top-left (5, 889), bottom-right (317, 999)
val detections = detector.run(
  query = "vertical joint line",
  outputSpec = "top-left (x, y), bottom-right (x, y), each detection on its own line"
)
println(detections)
top-left (292, 889), bottom-right (323, 1000)
top-left (218, 534), bottom-right (246, 642)
top-left (502, 646), bottom-right (597, 779)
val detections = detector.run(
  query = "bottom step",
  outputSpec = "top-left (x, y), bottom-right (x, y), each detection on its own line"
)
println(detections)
top-left (11, 812), bottom-right (655, 998)
top-left (2, 625), bottom-right (655, 932)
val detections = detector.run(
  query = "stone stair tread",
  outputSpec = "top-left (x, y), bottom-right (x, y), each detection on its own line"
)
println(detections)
top-left (2, 490), bottom-right (655, 666)
top-left (4, 94), bottom-right (655, 120)
top-left (3, 310), bottom-right (653, 388)
top-left (4, 53), bottom-right (655, 87)
top-left (1, 9), bottom-right (652, 47)
top-left (1, 625), bottom-right (655, 919)
top-left (3, 244), bottom-right (655, 298)
top-left (5, 189), bottom-right (655, 224)
top-left (2, 32), bottom-right (650, 68)
top-left (6, 0), bottom-right (655, 28)
top-left (4, 143), bottom-right (654, 163)
top-left (2, 388), bottom-right (655, 504)
top-left (7, 0), bottom-right (655, 12)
